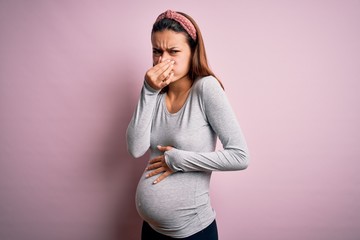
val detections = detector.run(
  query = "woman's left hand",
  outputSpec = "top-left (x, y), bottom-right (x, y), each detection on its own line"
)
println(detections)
top-left (146, 145), bottom-right (174, 184)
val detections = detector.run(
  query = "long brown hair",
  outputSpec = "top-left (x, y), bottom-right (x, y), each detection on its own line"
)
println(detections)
top-left (151, 11), bottom-right (224, 90)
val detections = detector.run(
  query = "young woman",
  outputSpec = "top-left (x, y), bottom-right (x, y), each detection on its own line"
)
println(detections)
top-left (126, 10), bottom-right (249, 240)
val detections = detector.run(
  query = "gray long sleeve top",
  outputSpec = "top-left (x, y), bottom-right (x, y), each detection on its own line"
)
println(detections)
top-left (126, 76), bottom-right (249, 238)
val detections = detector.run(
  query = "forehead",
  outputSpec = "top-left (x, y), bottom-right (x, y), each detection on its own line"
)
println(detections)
top-left (151, 30), bottom-right (188, 47)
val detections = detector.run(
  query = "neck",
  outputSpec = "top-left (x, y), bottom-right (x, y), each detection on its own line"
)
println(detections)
top-left (167, 76), bottom-right (193, 98)
top-left (165, 75), bottom-right (193, 114)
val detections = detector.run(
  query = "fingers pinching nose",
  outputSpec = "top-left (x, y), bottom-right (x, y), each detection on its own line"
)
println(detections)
top-left (160, 58), bottom-right (175, 64)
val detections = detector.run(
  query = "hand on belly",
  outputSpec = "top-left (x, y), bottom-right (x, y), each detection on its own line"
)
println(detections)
top-left (146, 145), bottom-right (174, 184)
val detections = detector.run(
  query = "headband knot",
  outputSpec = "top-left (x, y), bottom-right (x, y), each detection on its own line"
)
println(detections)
top-left (155, 10), bottom-right (197, 41)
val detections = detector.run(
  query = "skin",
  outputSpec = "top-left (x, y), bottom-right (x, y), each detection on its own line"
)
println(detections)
top-left (144, 30), bottom-right (193, 184)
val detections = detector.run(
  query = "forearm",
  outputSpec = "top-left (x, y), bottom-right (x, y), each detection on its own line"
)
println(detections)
top-left (165, 142), bottom-right (249, 172)
top-left (126, 81), bottom-right (160, 158)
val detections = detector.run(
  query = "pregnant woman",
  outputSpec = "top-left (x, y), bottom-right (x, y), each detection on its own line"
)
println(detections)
top-left (126, 10), bottom-right (250, 240)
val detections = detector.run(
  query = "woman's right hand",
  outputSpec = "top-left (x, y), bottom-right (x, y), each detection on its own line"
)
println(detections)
top-left (145, 56), bottom-right (175, 90)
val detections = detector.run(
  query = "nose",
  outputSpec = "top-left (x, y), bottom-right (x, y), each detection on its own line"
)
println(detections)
top-left (161, 51), bottom-right (171, 61)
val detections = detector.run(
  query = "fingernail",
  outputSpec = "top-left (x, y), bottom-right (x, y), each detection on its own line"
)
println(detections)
top-left (153, 180), bottom-right (157, 184)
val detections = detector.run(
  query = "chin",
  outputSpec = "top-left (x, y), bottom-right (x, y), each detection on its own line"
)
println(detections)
top-left (170, 75), bottom-right (180, 82)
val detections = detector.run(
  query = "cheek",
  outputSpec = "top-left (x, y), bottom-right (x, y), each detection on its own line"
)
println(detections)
top-left (153, 56), bottom-right (160, 65)
top-left (173, 57), bottom-right (190, 73)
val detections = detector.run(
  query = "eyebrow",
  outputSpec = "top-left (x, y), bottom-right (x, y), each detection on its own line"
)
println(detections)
top-left (152, 47), bottom-right (180, 51)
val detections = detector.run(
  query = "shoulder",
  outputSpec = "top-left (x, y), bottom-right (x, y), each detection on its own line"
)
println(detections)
top-left (192, 75), bottom-right (224, 97)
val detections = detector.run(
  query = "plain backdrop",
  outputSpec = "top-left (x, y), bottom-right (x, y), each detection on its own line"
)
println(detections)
top-left (1, 0), bottom-right (359, 239)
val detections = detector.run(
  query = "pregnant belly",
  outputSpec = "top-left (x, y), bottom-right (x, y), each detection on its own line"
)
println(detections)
top-left (136, 170), bottom-right (210, 227)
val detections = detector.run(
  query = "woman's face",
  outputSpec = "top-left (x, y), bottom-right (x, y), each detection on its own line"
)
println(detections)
top-left (151, 30), bottom-right (192, 82)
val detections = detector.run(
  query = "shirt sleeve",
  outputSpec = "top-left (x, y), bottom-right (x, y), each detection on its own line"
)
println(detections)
top-left (165, 77), bottom-right (250, 172)
top-left (126, 80), bottom-right (160, 158)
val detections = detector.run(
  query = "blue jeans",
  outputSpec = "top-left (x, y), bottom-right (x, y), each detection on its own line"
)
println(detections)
top-left (141, 220), bottom-right (218, 240)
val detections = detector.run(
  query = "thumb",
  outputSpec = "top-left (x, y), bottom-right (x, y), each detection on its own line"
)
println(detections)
top-left (157, 145), bottom-right (173, 152)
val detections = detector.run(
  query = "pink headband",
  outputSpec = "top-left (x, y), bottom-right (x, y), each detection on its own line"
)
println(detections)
top-left (155, 10), bottom-right (197, 41)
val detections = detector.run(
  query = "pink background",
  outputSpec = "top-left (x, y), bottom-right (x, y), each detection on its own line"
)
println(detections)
top-left (1, 1), bottom-right (359, 239)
